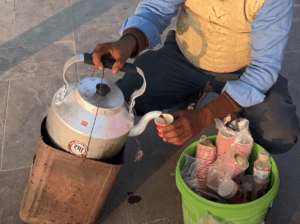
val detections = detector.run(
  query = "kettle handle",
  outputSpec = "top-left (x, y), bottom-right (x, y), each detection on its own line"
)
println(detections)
top-left (83, 53), bottom-right (139, 75)
top-left (61, 54), bottom-right (146, 118)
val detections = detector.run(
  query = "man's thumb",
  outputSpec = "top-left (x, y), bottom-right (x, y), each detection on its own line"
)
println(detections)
top-left (112, 58), bottom-right (126, 74)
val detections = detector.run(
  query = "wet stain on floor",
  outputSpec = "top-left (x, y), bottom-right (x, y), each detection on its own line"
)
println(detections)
top-left (126, 192), bottom-right (142, 204)
top-left (128, 195), bottom-right (142, 204)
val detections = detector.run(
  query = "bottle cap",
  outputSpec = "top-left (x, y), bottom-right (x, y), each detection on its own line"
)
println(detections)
top-left (259, 151), bottom-right (269, 161)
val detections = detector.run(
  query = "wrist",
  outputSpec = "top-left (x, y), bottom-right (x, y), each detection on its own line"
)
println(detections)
top-left (120, 34), bottom-right (137, 55)
top-left (200, 107), bottom-right (215, 127)
top-left (203, 92), bottom-right (244, 123)
top-left (121, 28), bottom-right (148, 58)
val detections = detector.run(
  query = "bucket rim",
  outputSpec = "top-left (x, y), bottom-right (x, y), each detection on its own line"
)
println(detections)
top-left (175, 135), bottom-right (280, 210)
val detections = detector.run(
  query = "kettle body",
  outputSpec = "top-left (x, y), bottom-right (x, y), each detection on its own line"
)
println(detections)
top-left (46, 54), bottom-right (161, 159)
top-left (46, 79), bottom-right (134, 159)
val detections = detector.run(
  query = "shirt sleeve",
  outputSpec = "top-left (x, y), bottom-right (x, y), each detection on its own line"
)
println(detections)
top-left (222, 0), bottom-right (294, 107)
top-left (119, 0), bottom-right (185, 49)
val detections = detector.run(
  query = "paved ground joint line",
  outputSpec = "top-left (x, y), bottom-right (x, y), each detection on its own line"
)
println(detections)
top-left (141, 216), bottom-right (184, 224)
top-left (73, 34), bottom-right (80, 82)
top-left (10, 0), bottom-right (17, 45)
top-left (14, 0), bottom-right (18, 11)
top-left (0, 165), bottom-right (32, 172)
top-left (73, 39), bottom-right (79, 81)
top-left (1, 81), bottom-right (11, 171)
top-left (54, 39), bottom-right (75, 43)
top-left (0, 41), bottom-right (75, 51)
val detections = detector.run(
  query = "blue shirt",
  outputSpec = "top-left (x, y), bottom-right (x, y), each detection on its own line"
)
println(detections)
top-left (120, 0), bottom-right (294, 107)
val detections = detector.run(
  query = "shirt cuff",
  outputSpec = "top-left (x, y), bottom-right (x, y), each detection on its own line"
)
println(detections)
top-left (120, 16), bottom-right (161, 49)
top-left (222, 80), bottom-right (266, 108)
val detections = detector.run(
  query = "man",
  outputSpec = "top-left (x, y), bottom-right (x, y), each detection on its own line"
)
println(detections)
top-left (92, 0), bottom-right (300, 153)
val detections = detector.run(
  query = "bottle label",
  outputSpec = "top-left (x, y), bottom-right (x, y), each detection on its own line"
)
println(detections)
top-left (253, 167), bottom-right (270, 179)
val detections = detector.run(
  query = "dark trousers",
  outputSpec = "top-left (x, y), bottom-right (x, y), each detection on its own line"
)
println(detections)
top-left (116, 30), bottom-right (300, 154)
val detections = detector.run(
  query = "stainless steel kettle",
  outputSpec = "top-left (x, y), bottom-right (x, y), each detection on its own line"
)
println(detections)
top-left (46, 53), bottom-right (162, 159)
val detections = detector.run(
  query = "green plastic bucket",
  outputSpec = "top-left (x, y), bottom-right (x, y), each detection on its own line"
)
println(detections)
top-left (175, 136), bottom-right (280, 224)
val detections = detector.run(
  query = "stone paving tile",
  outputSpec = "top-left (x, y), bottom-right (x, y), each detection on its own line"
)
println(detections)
top-left (70, 0), bottom-right (123, 28)
top-left (12, 0), bottom-right (73, 45)
top-left (0, 20), bottom-right (14, 47)
top-left (1, 72), bottom-right (77, 171)
top-left (0, 0), bottom-right (14, 22)
top-left (74, 23), bottom-right (122, 55)
top-left (115, 0), bottom-right (175, 29)
top-left (0, 42), bottom-right (76, 81)
top-left (33, 42), bottom-right (76, 65)
top-left (0, 167), bottom-right (30, 224)
top-left (115, 0), bottom-right (143, 26)
top-left (0, 45), bottom-right (37, 75)
top-left (74, 23), bottom-right (122, 73)
top-left (286, 6), bottom-right (300, 52)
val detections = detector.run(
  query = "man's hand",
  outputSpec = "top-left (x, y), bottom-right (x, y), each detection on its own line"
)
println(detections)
top-left (161, 92), bottom-right (244, 146)
top-left (162, 109), bottom-right (207, 146)
top-left (92, 35), bottom-right (137, 74)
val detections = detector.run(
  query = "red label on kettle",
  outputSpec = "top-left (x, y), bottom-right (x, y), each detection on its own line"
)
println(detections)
top-left (68, 140), bottom-right (87, 155)
top-left (81, 121), bottom-right (88, 127)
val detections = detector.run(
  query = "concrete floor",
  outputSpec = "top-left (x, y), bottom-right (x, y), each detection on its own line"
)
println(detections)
top-left (0, 0), bottom-right (300, 223)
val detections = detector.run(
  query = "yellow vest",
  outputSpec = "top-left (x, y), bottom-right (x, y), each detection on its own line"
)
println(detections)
top-left (176, 0), bottom-right (267, 73)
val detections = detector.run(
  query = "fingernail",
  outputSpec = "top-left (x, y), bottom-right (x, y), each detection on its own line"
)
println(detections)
top-left (99, 66), bottom-right (103, 70)
top-left (112, 69), bottom-right (117, 74)
top-left (163, 138), bottom-right (166, 141)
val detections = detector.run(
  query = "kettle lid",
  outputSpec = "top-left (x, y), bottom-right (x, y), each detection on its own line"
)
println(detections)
top-left (75, 77), bottom-right (124, 112)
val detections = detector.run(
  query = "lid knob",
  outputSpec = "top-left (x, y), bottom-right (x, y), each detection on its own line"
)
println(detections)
top-left (96, 83), bottom-right (111, 96)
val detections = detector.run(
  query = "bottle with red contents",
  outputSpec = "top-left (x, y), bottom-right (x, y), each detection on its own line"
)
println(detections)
top-left (230, 185), bottom-right (247, 204)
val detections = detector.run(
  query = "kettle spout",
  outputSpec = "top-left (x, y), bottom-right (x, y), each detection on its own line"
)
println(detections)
top-left (129, 111), bottom-right (162, 137)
